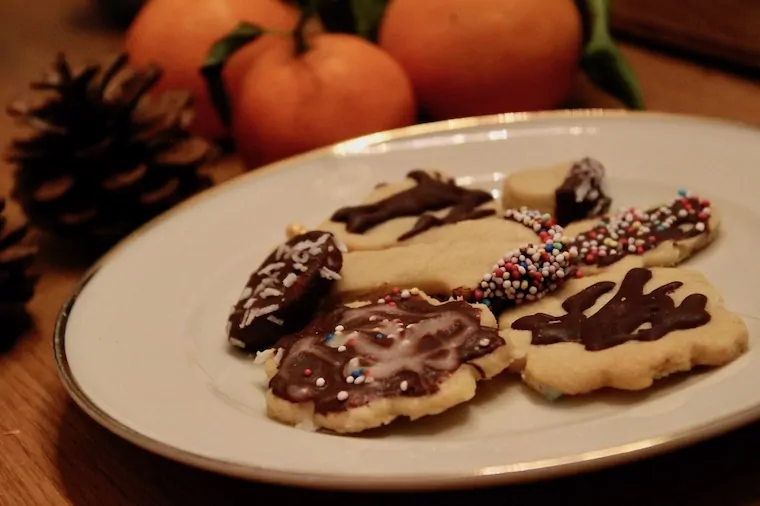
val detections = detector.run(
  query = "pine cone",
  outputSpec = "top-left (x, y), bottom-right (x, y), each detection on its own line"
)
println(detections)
top-left (0, 198), bottom-right (37, 351)
top-left (6, 53), bottom-right (214, 248)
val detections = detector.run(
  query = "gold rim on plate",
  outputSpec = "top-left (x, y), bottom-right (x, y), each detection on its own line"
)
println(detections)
top-left (53, 109), bottom-right (760, 491)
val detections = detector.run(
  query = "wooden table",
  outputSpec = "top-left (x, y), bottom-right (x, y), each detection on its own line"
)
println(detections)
top-left (2, 1), bottom-right (760, 504)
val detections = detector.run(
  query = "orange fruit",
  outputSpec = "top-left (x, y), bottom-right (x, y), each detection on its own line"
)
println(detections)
top-left (378, 0), bottom-right (583, 120)
top-left (125, 0), bottom-right (298, 140)
top-left (231, 33), bottom-right (416, 167)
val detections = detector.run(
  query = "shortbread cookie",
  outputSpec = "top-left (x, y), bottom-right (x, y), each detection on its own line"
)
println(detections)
top-left (565, 193), bottom-right (719, 274)
top-left (502, 158), bottom-right (611, 226)
top-left (226, 231), bottom-right (344, 352)
top-left (264, 291), bottom-right (515, 433)
top-left (499, 267), bottom-right (748, 397)
top-left (320, 170), bottom-right (535, 251)
top-left (336, 206), bottom-right (578, 306)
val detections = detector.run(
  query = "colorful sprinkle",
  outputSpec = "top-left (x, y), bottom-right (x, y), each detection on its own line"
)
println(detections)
top-left (303, 369), bottom-right (312, 377)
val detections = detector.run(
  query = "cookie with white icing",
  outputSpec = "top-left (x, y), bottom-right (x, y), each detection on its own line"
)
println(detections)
top-left (499, 266), bottom-right (748, 398)
top-left (263, 291), bottom-right (516, 433)
top-left (502, 158), bottom-right (611, 226)
top-left (226, 231), bottom-right (344, 352)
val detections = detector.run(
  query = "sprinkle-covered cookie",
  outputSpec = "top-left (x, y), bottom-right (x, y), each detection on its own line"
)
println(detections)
top-left (565, 190), bottom-right (719, 273)
top-left (263, 291), bottom-right (515, 433)
top-left (226, 231), bottom-right (345, 352)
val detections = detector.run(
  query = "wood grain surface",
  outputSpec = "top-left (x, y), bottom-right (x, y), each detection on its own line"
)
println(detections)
top-left (2, 1), bottom-right (760, 505)
top-left (612, 0), bottom-right (760, 71)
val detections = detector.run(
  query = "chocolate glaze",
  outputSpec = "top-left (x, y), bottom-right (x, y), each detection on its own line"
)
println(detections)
top-left (226, 231), bottom-right (343, 352)
top-left (269, 295), bottom-right (504, 413)
top-left (572, 196), bottom-right (711, 268)
top-left (555, 158), bottom-right (611, 226)
top-left (512, 268), bottom-right (710, 351)
top-left (330, 170), bottom-right (495, 241)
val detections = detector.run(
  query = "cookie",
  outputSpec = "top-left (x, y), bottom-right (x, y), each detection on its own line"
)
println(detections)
top-left (226, 231), bottom-right (344, 352)
top-left (319, 170), bottom-right (537, 251)
top-left (499, 266), bottom-right (748, 397)
top-left (336, 206), bottom-right (577, 306)
top-left (263, 291), bottom-right (515, 433)
top-left (565, 192), bottom-right (719, 275)
top-left (502, 158), bottom-right (611, 226)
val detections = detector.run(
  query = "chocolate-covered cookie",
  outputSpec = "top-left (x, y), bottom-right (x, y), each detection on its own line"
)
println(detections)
top-left (227, 231), bottom-right (344, 351)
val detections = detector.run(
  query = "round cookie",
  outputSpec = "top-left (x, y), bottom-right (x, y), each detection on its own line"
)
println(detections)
top-left (262, 291), bottom-right (516, 433)
top-left (226, 231), bottom-right (344, 352)
top-left (502, 158), bottom-right (611, 226)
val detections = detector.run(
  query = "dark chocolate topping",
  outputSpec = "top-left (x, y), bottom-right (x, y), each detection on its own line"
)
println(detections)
top-left (330, 170), bottom-right (495, 241)
top-left (226, 231), bottom-right (343, 352)
top-left (571, 195), bottom-right (712, 268)
top-left (269, 295), bottom-right (504, 413)
top-left (555, 158), bottom-right (611, 226)
top-left (511, 267), bottom-right (710, 351)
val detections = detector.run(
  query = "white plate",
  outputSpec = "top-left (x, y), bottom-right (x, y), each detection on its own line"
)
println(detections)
top-left (56, 111), bottom-right (760, 491)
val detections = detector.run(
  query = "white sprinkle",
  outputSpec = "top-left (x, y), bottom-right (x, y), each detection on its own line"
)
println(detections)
top-left (243, 298), bottom-right (255, 309)
top-left (406, 324), bottom-right (414, 329)
top-left (354, 375), bottom-right (365, 385)
top-left (338, 345), bottom-right (347, 352)
top-left (377, 298), bottom-right (386, 304)
top-left (401, 289), bottom-right (411, 299)
top-left (282, 272), bottom-right (298, 288)
top-left (369, 315), bottom-right (379, 321)
top-left (293, 263), bottom-right (308, 272)
top-left (273, 347), bottom-right (285, 366)
top-left (483, 273), bottom-right (492, 282)
top-left (696, 222), bottom-right (706, 232)
top-left (266, 315), bottom-right (284, 326)
top-left (229, 337), bottom-right (246, 348)
top-left (257, 262), bottom-right (285, 276)
top-left (292, 250), bottom-right (310, 264)
top-left (260, 287), bottom-right (283, 299)
top-left (387, 334), bottom-right (396, 339)
top-left (410, 287), bottom-right (419, 295)
top-left (335, 325), bottom-right (345, 332)
top-left (316, 377), bottom-right (326, 387)
top-left (334, 239), bottom-right (348, 253)
top-left (628, 244), bottom-right (637, 253)
top-left (275, 243), bottom-right (290, 260)
top-left (479, 338), bottom-right (490, 347)
top-left (346, 376), bottom-right (355, 384)
top-left (400, 381), bottom-right (409, 392)
top-left (238, 287), bottom-right (252, 301)
top-left (320, 267), bottom-right (342, 280)
top-left (337, 391), bottom-right (349, 401)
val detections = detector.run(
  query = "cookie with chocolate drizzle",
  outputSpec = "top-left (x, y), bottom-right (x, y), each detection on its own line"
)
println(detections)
top-left (318, 169), bottom-right (538, 251)
top-left (226, 231), bottom-right (345, 352)
top-left (262, 291), bottom-right (515, 433)
top-left (499, 267), bottom-right (748, 398)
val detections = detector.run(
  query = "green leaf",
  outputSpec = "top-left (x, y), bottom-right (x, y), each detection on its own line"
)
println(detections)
top-left (577, 0), bottom-right (644, 109)
top-left (349, 0), bottom-right (389, 41)
top-left (200, 22), bottom-right (265, 127)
